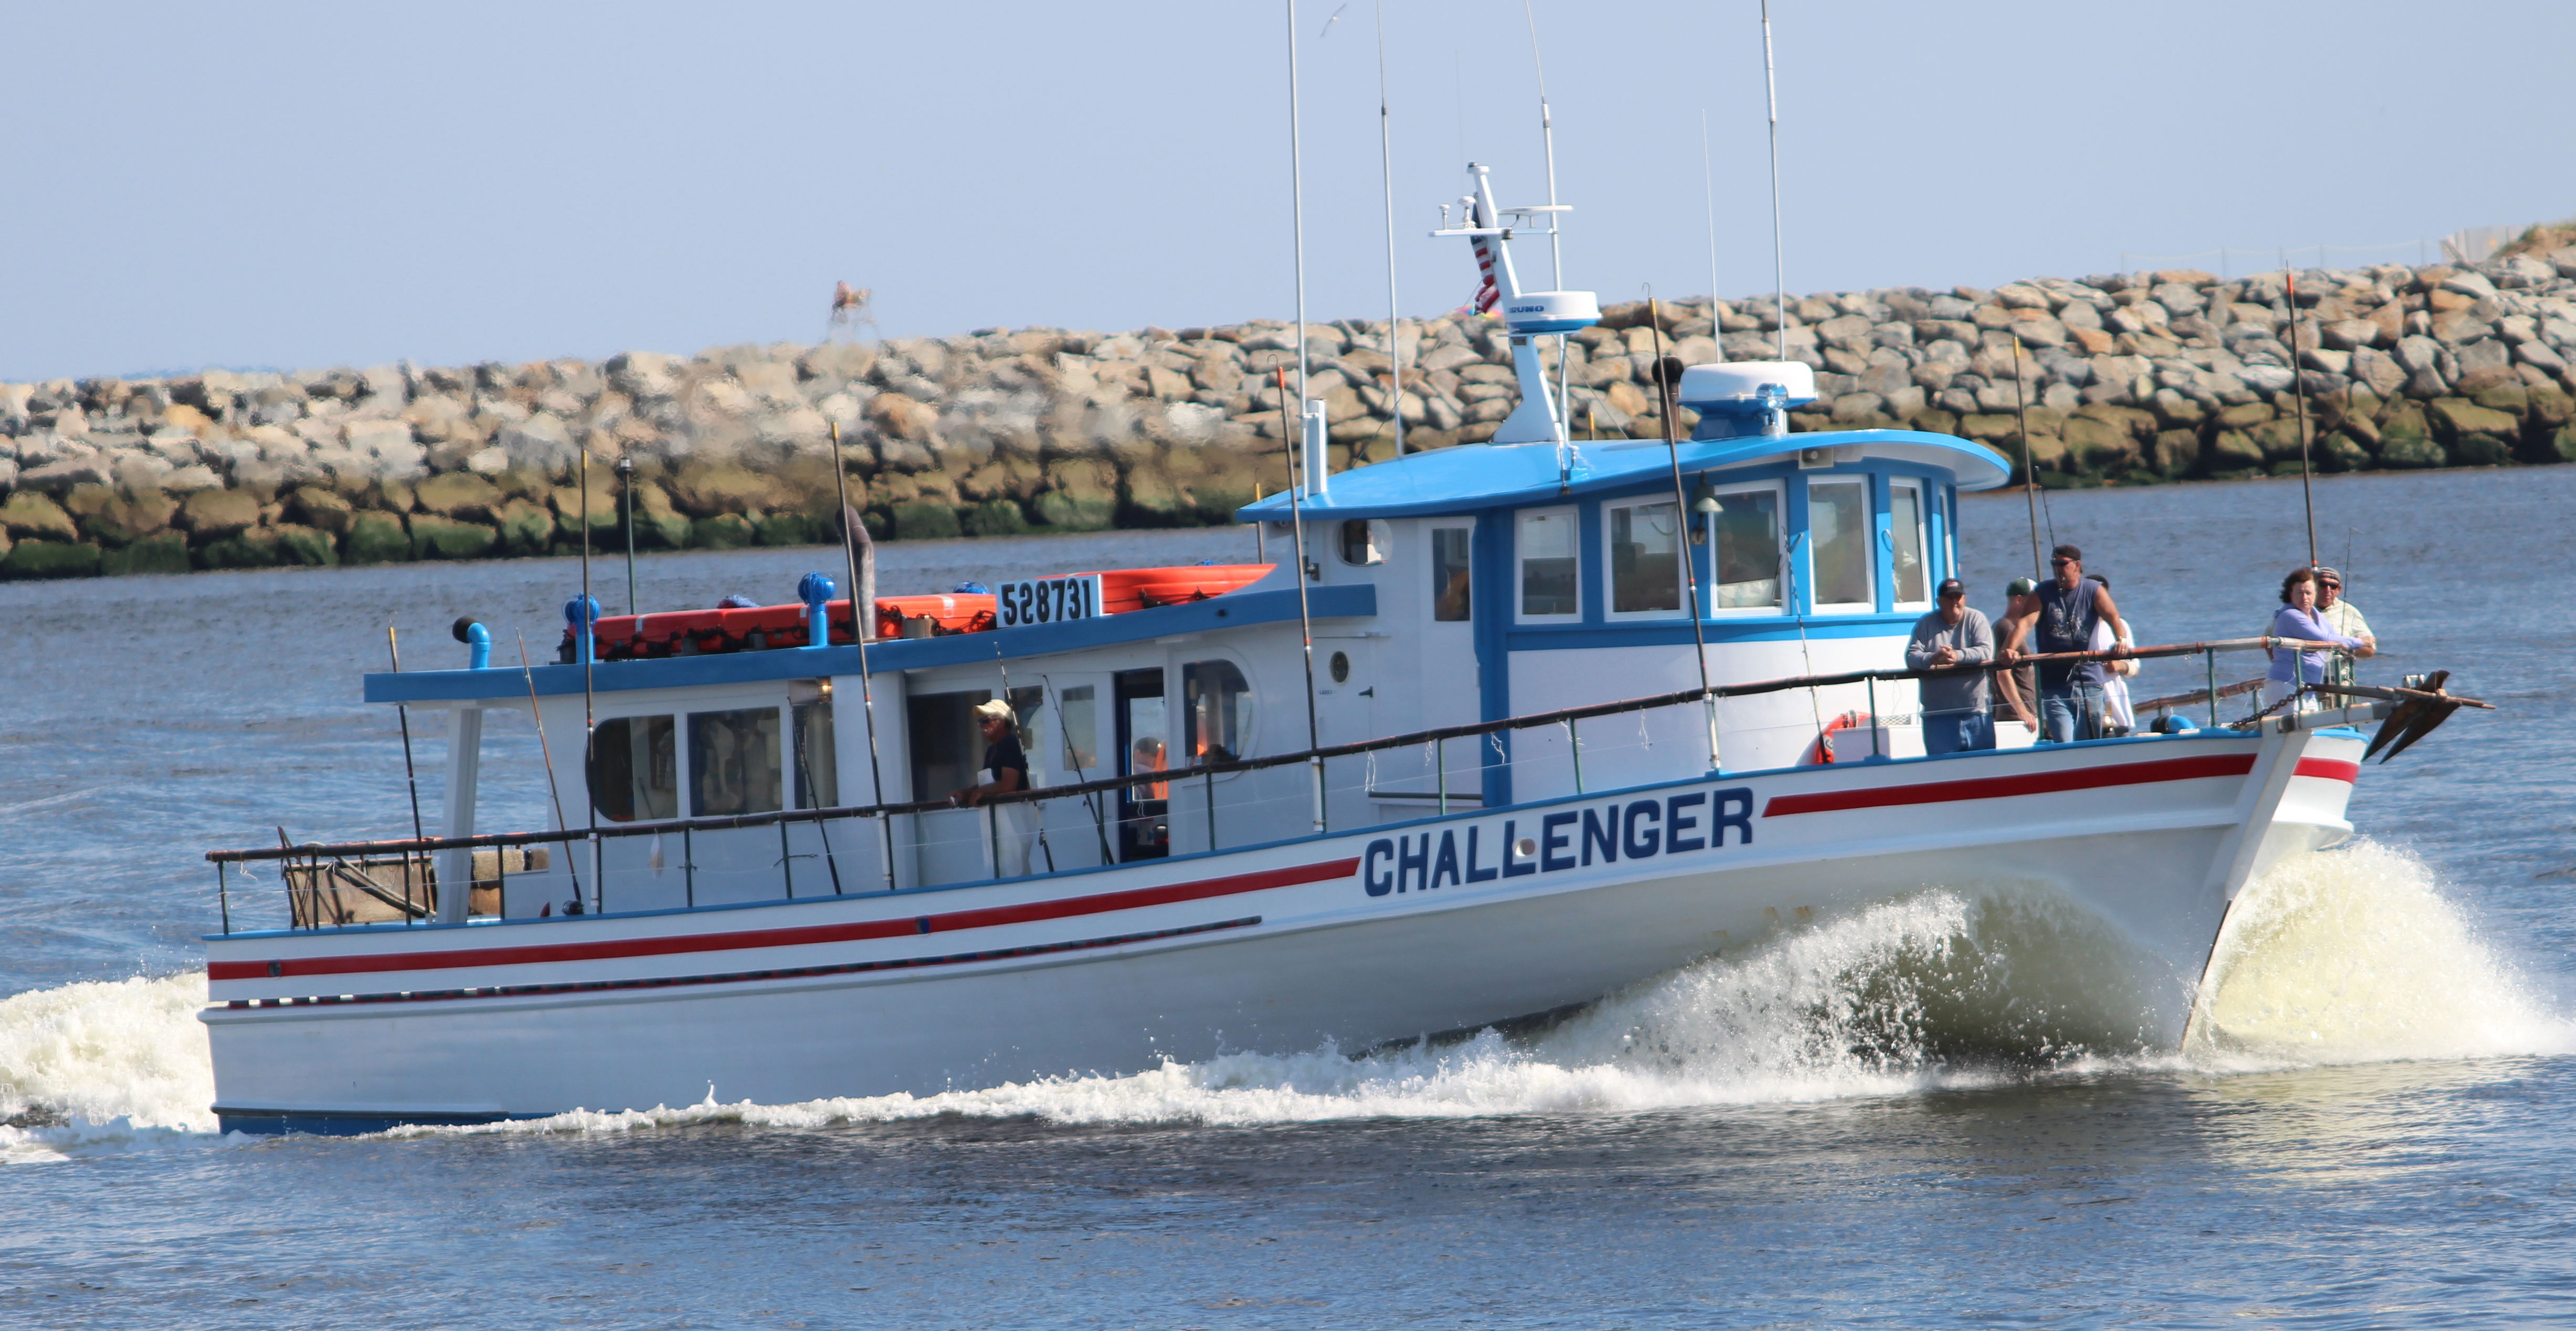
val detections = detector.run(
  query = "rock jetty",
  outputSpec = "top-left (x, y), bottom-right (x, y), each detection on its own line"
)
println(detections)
top-left (6, 249), bottom-right (2575, 579)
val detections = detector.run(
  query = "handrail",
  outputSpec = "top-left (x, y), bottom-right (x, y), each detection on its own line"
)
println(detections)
top-left (203, 635), bottom-right (2350, 866)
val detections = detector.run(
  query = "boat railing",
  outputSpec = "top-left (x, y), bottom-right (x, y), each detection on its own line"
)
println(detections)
top-left (202, 636), bottom-right (2368, 934)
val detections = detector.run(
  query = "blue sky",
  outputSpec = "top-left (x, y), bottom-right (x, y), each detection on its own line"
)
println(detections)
top-left (4, 1), bottom-right (2567, 381)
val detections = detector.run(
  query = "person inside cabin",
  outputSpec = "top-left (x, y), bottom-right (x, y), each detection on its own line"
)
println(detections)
top-left (2314, 565), bottom-right (2375, 692)
top-left (1994, 577), bottom-right (2040, 735)
top-left (2087, 573), bottom-right (2140, 737)
top-left (2264, 566), bottom-right (2365, 713)
top-left (1905, 578), bottom-right (1995, 755)
top-left (2001, 545), bottom-right (2131, 743)
top-left (952, 698), bottom-right (1036, 876)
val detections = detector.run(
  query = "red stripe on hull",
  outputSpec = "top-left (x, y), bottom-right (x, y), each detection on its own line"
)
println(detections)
top-left (211, 858), bottom-right (1358, 983)
top-left (2294, 757), bottom-right (2360, 784)
top-left (1761, 753), bottom-right (2258, 818)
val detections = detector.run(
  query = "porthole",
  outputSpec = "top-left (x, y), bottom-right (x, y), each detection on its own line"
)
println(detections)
top-left (1328, 651), bottom-right (1350, 684)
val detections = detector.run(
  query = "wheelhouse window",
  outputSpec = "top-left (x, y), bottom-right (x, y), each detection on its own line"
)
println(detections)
top-left (1182, 659), bottom-right (1253, 763)
top-left (1431, 526), bottom-right (1472, 621)
top-left (587, 714), bottom-right (677, 822)
top-left (1516, 507), bottom-right (1578, 620)
top-left (791, 696), bottom-right (837, 809)
top-left (1606, 499), bottom-right (1682, 617)
top-left (1338, 519), bottom-right (1384, 566)
top-left (1806, 479), bottom-right (1875, 611)
top-left (1707, 483), bottom-right (1783, 611)
top-left (1057, 684), bottom-right (1101, 774)
top-left (1889, 479), bottom-right (1930, 609)
top-left (689, 706), bottom-right (782, 817)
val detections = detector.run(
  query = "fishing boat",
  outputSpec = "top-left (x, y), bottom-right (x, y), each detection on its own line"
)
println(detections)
top-left (195, 166), bottom-right (2472, 1134)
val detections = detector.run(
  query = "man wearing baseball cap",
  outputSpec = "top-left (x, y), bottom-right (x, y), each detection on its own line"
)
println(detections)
top-left (1994, 577), bottom-right (2040, 735)
top-left (953, 696), bottom-right (1036, 876)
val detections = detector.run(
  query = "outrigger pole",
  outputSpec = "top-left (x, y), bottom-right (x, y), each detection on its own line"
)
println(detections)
top-left (1278, 367), bottom-right (1327, 835)
top-left (579, 447), bottom-right (600, 914)
top-left (1285, 4), bottom-right (1326, 835)
top-left (829, 422), bottom-right (897, 892)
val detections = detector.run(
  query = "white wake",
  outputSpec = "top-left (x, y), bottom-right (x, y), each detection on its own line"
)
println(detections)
top-left (4, 841), bottom-right (2564, 1157)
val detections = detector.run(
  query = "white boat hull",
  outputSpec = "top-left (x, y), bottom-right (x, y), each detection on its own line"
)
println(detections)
top-left (202, 726), bottom-right (2366, 1133)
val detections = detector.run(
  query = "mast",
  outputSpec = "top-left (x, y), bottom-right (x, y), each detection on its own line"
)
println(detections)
top-left (1287, 0), bottom-right (1311, 492)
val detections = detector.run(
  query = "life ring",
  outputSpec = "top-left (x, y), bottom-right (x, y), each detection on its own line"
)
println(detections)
top-left (1803, 710), bottom-right (1878, 765)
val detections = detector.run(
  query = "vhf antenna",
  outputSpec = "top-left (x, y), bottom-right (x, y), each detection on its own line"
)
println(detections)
top-left (1762, 0), bottom-right (1787, 359)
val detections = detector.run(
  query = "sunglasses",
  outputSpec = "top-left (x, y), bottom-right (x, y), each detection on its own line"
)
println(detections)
top-left (2049, 557), bottom-right (2075, 567)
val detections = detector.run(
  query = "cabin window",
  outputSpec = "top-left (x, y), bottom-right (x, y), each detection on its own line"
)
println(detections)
top-left (1182, 659), bottom-right (1254, 763)
top-left (1889, 480), bottom-right (1930, 609)
top-left (791, 698), bottom-right (837, 809)
top-left (1606, 500), bottom-right (1683, 617)
top-left (587, 714), bottom-right (678, 823)
top-left (1057, 684), bottom-right (1101, 775)
top-left (1430, 526), bottom-right (1472, 621)
top-left (1338, 519), bottom-right (1384, 566)
top-left (1806, 479), bottom-right (1875, 611)
top-left (1707, 483), bottom-right (1783, 611)
top-left (1516, 507), bottom-right (1579, 620)
top-left (908, 688), bottom-right (1044, 803)
top-left (689, 706), bottom-right (782, 817)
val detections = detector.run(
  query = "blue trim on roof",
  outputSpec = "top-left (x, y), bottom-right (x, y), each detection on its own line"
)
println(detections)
top-left (1235, 429), bottom-right (2011, 523)
top-left (364, 584), bottom-right (1378, 704)
top-left (1503, 613), bottom-right (1918, 653)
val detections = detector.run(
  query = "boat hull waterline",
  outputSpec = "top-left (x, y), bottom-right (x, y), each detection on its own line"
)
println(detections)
top-left (202, 727), bottom-right (2363, 1134)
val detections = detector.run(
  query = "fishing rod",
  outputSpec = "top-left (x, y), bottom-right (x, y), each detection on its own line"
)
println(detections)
top-left (829, 422), bottom-right (896, 892)
top-left (514, 629), bottom-right (582, 914)
top-left (1277, 366), bottom-right (1326, 833)
top-left (385, 625), bottom-right (426, 923)
top-left (989, 638), bottom-right (1054, 873)
top-left (2287, 268), bottom-right (2319, 571)
top-left (1645, 291), bottom-right (1721, 772)
top-left (1039, 671), bottom-right (1116, 866)
top-left (579, 447), bottom-right (599, 915)
top-left (2010, 336), bottom-right (2044, 578)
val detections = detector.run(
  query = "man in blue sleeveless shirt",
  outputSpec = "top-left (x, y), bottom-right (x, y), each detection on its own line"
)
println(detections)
top-left (1999, 544), bottom-right (2131, 743)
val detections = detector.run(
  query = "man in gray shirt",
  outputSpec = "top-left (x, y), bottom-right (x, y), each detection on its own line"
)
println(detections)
top-left (1907, 578), bottom-right (1995, 755)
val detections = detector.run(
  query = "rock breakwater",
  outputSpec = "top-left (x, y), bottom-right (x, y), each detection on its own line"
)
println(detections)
top-left (6, 250), bottom-right (2576, 579)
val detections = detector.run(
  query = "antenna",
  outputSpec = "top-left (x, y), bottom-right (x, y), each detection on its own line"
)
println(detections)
top-left (1701, 110), bottom-right (1720, 338)
top-left (2288, 269), bottom-right (2319, 571)
top-left (1761, 0), bottom-right (1787, 359)
top-left (1523, 0), bottom-right (1562, 289)
top-left (1376, 2), bottom-right (1405, 458)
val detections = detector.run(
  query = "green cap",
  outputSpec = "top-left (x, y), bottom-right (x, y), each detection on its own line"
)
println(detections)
top-left (2006, 577), bottom-right (2038, 596)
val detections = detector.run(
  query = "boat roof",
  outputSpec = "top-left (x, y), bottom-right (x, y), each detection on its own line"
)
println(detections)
top-left (1237, 428), bottom-right (2012, 523)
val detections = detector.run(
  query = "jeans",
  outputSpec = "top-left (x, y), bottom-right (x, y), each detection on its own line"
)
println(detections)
top-left (1922, 709), bottom-right (1994, 756)
top-left (2039, 681), bottom-right (2106, 743)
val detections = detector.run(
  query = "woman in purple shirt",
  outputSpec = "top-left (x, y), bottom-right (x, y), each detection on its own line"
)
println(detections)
top-left (2266, 566), bottom-right (2364, 711)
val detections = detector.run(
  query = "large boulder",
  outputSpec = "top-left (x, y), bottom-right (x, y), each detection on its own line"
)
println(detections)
top-left (1, 490), bottom-right (79, 542)
top-left (2, 539), bottom-right (101, 579)
top-left (409, 514), bottom-right (499, 560)
top-left (179, 487), bottom-right (262, 543)
top-left (413, 471), bottom-right (504, 521)
top-left (344, 511), bottom-right (413, 564)
top-left (100, 532), bottom-right (191, 576)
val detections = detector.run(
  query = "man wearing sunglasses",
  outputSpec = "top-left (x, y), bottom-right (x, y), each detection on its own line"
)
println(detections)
top-left (2314, 565), bottom-right (2375, 692)
top-left (2001, 544), bottom-right (2131, 743)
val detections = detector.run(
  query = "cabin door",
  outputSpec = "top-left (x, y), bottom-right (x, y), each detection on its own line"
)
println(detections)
top-left (1113, 667), bottom-right (1169, 861)
top-left (1314, 639), bottom-right (1378, 829)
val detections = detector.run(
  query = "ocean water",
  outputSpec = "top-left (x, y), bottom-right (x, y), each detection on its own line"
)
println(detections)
top-left (3, 466), bottom-right (2572, 1327)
